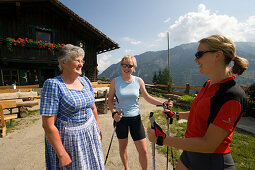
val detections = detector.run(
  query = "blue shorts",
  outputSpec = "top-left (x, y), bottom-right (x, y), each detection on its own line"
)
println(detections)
top-left (115, 114), bottom-right (145, 141)
top-left (180, 151), bottom-right (235, 170)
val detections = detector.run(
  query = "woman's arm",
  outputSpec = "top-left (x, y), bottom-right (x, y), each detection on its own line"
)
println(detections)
top-left (108, 79), bottom-right (116, 113)
top-left (147, 123), bottom-right (228, 153)
top-left (42, 116), bottom-right (71, 168)
top-left (139, 78), bottom-right (164, 106)
top-left (107, 79), bottom-right (122, 122)
top-left (91, 103), bottom-right (101, 133)
top-left (177, 111), bottom-right (190, 120)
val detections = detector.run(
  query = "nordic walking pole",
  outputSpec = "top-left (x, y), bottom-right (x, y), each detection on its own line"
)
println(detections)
top-left (104, 110), bottom-right (122, 165)
top-left (157, 98), bottom-right (175, 170)
top-left (166, 117), bottom-right (170, 170)
top-left (156, 99), bottom-right (170, 169)
top-left (149, 112), bottom-right (156, 170)
top-left (164, 111), bottom-right (175, 170)
top-left (169, 117), bottom-right (175, 170)
top-left (166, 99), bottom-right (171, 170)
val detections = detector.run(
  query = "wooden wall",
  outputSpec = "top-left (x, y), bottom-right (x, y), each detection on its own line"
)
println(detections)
top-left (0, 1), bottom-right (100, 82)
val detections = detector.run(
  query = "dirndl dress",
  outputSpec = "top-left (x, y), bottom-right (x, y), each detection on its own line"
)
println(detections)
top-left (40, 76), bottom-right (105, 170)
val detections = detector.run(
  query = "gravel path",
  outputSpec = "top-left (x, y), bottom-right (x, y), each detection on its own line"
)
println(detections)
top-left (0, 97), bottom-right (171, 170)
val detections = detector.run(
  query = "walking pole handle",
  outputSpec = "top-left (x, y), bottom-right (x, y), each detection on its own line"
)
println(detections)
top-left (156, 98), bottom-right (172, 109)
top-left (113, 110), bottom-right (123, 127)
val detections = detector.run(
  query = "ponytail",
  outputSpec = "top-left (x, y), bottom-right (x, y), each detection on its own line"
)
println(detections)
top-left (231, 56), bottom-right (249, 75)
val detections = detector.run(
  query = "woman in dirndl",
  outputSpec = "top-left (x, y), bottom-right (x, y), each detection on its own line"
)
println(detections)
top-left (40, 44), bottom-right (104, 170)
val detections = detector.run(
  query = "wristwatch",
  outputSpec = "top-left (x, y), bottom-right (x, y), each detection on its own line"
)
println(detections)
top-left (176, 112), bottom-right (179, 120)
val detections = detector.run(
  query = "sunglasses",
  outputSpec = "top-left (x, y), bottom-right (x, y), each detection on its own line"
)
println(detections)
top-left (121, 64), bottom-right (134, 68)
top-left (195, 50), bottom-right (218, 59)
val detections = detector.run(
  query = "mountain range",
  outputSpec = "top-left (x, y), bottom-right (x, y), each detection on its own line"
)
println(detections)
top-left (99, 42), bottom-right (255, 86)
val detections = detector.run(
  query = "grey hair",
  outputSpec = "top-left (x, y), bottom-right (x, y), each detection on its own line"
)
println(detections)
top-left (58, 44), bottom-right (85, 71)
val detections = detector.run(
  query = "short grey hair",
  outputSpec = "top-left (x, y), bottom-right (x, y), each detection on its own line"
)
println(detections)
top-left (58, 44), bottom-right (85, 71)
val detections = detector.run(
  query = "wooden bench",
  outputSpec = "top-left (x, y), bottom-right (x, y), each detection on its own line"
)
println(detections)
top-left (0, 84), bottom-right (39, 89)
top-left (0, 91), bottom-right (39, 100)
top-left (0, 98), bottom-right (39, 118)
top-left (0, 101), bottom-right (18, 138)
top-left (0, 88), bottom-right (33, 93)
top-left (93, 88), bottom-right (109, 114)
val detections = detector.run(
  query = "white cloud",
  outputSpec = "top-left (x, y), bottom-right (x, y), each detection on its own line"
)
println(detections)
top-left (148, 44), bottom-right (158, 47)
top-left (97, 54), bottom-right (119, 73)
top-left (158, 32), bottom-right (166, 38)
top-left (123, 37), bottom-right (132, 42)
top-left (157, 3), bottom-right (255, 46)
top-left (130, 41), bottom-right (141, 45)
top-left (164, 17), bottom-right (171, 23)
top-left (124, 49), bottom-right (134, 53)
top-left (122, 37), bottom-right (142, 45)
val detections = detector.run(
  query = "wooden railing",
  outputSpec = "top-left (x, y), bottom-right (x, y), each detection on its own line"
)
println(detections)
top-left (90, 82), bottom-right (201, 96)
top-left (146, 83), bottom-right (248, 96)
top-left (0, 84), bottom-right (39, 89)
top-left (146, 83), bottom-right (202, 96)
top-left (91, 82), bottom-right (110, 88)
top-left (0, 85), bottom-right (39, 93)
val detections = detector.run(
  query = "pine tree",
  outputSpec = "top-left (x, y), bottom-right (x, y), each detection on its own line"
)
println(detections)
top-left (157, 70), bottom-right (162, 84)
top-left (152, 72), bottom-right (157, 83)
top-left (161, 68), bottom-right (172, 85)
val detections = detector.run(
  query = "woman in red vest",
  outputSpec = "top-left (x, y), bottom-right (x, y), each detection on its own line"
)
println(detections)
top-left (147, 34), bottom-right (249, 170)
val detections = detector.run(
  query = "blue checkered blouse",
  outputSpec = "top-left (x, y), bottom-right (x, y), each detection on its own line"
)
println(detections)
top-left (40, 76), bottom-right (95, 123)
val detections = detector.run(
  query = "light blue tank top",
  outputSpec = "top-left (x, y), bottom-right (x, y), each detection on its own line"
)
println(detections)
top-left (115, 76), bottom-right (140, 117)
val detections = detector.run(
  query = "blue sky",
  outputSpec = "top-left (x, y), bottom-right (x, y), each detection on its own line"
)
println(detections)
top-left (59, 0), bottom-right (255, 73)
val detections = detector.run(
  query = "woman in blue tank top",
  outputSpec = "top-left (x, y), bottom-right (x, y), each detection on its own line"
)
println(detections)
top-left (108, 55), bottom-right (171, 170)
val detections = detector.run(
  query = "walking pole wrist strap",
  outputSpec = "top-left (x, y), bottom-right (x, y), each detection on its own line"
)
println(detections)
top-left (164, 110), bottom-right (175, 118)
top-left (112, 111), bottom-right (118, 118)
top-left (154, 122), bottom-right (166, 146)
top-left (176, 112), bottom-right (179, 120)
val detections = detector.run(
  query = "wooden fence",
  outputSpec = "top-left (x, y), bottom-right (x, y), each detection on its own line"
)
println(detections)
top-left (90, 82), bottom-right (200, 96)
top-left (146, 83), bottom-right (202, 96)
top-left (146, 83), bottom-right (248, 96)
top-left (0, 85), bottom-right (40, 93)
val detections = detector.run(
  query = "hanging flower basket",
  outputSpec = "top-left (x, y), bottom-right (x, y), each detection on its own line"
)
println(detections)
top-left (6, 37), bottom-right (65, 54)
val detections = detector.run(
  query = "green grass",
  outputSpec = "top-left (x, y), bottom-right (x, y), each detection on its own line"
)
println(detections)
top-left (5, 109), bottom-right (40, 133)
top-left (230, 128), bottom-right (255, 169)
top-left (180, 95), bottom-right (195, 103)
top-left (143, 107), bottom-right (186, 164)
top-left (28, 109), bottom-right (40, 116)
top-left (143, 107), bottom-right (255, 170)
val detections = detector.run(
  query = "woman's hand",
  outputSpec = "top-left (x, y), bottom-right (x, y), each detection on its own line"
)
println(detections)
top-left (163, 100), bottom-right (173, 110)
top-left (163, 110), bottom-right (176, 119)
top-left (59, 152), bottom-right (72, 168)
top-left (99, 131), bottom-right (102, 141)
top-left (113, 112), bottom-right (122, 122)
top-left (147, 128), bottom-right (157, 143)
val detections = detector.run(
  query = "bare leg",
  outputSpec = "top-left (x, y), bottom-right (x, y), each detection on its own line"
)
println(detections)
top-left (176, 158), bottom-right (188, 170)
top-left (134, 138), bottom-right (148, 170)
top-left (119, 138), bottom-right (129, 170)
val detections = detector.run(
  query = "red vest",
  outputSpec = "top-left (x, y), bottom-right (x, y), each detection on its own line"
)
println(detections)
top-left (185, 75), bottom-right (247, 153)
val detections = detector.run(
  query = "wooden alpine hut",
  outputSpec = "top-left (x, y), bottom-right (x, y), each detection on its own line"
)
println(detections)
top-left (0, 0), bottom-right (119, 87)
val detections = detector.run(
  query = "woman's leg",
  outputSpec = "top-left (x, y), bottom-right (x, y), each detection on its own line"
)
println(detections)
top-left (119, 138), bottom-right (129, 170)
top-left (134, 138), bottom-right (148, 170)
top-left (176, 158), bottom-right (188, 170)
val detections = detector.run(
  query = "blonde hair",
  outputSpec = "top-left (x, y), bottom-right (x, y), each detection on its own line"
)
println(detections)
top-left (120, 55), bottom-right (137, 72)
top-left (199, 34), bottom-right (249, 75)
